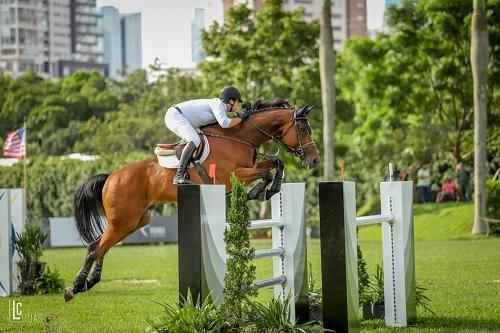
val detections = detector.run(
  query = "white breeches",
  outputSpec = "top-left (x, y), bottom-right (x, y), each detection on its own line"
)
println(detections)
top-left (165, 108), bottom-right (201, 147)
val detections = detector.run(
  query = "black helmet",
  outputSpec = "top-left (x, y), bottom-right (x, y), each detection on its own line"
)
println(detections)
top-left (219, 86), bottom-right (243, 103)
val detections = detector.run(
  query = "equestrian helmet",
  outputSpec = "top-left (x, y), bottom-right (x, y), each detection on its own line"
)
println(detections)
top-left (219, 86), bottom-right (243, 103)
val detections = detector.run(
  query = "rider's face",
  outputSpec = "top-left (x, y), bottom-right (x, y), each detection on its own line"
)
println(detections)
top-left (227, 100), bottom-right (240, 112)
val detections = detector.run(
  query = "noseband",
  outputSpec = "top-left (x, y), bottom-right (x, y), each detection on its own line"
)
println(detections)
top-left (246, 109), bottom-right (316, 158)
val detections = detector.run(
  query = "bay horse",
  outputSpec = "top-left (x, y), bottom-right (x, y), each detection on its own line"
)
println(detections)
top-left (64, 100), bottom-right (320, 302)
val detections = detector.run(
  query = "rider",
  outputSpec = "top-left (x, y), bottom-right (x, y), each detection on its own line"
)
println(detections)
top-left (165, 86), bottom-right (245, 184)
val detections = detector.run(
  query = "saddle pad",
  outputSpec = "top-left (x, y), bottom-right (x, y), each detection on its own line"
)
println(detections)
top-left (156, 135), bottom-right (210, 169)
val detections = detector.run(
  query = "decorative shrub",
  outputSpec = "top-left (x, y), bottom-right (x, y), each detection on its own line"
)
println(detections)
top-left (15, 223), bottom-right (47, 295)
top-left (147, 291), bottom-right (222, 333)
top-left (35, 266), bottom-right (65, 294)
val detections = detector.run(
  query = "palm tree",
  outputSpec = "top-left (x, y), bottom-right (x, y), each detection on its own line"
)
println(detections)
top-left (471, 0), bottom-right (489, 235)
top-left (320, 0), bottom-right (336, 181)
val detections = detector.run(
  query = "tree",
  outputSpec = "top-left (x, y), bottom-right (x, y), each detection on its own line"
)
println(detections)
top-left (471, 0), bottom-right (489, 235)
top-left (336, 0), bottom-right (500, 199)
top-left (320, 0), bottom-right (336, 181)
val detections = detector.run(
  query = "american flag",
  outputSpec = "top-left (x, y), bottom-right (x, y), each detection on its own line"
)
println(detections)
top-left (2, 128), bottom-right (26, 159)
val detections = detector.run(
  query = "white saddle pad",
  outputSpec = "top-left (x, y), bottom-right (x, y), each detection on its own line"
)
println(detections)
top-left (156, 135), bottom-right (210, 169)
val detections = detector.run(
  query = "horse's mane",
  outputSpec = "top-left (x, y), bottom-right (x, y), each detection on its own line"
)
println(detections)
top-left (243, 98), bottom-right (294, 114)
top-left (200, 98), bottom-right (294, 130)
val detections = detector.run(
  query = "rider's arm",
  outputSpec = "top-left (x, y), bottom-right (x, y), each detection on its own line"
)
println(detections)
top-left (226, 117), bottom-right (243, 128)
top-left (208, 98), bottom-right (232, 128)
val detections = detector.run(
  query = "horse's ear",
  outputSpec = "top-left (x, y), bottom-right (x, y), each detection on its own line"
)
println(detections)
top-left (296, 106), bottom-right (307, 117)
top-left (305, 105), bottom-right (314, 115)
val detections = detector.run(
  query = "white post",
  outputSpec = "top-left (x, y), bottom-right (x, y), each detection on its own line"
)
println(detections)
top-left (271, 183), bottom-right (308, 322)
top-left (0, 189), bottom-right (26, 296)
top-left (380, 181), bottom-right (417, 327)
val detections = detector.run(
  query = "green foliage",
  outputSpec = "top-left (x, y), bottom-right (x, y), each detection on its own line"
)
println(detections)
top-left (35, 266), bottom-right (65, 295)
top-left (307, 262), bottom-right (321, 309)
top-left (360, 263), bottom-right (435, 315)
top-left (487, 180), bottom-right (500, 235)
top-left (15, 222), bottom-right (47, 295)
top-left (15, 222), bottom-right (47, 266)
top-left (357, 244), bottom-right (370, 298)
top-left (148, 291), bottom-right (222, 333)
top-left (337, 0), bottom-right (500, 200)
top-left (245, 295), bottom-right (322, 332)
top-left (359, 264), bottom-right (385, 306)
top-left (221, 173), bottom-right (257, 326)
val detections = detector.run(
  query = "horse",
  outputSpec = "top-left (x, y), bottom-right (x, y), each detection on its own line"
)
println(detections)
top-left (63, 99), bottom-right (320, 302)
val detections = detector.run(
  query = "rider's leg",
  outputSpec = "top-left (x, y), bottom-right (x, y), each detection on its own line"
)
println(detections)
top-left (173, 141), bottom-right (197, 184)
top-left (165, 108), bottom-right (201, 185)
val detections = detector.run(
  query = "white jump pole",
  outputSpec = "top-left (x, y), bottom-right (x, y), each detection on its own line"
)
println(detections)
top-left (319, 181), bottom-right (416, 332)
top-left (0, 188), bottom-right (26, 297)
top-left (178, 183), bottom-right (309, 323)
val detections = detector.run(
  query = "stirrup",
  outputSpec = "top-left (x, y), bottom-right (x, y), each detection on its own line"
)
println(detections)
top-left (173, 176), bottom-right (192, 185)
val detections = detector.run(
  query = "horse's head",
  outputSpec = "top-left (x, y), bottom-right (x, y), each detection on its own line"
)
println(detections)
top-left (279, 105), bottom-right (320, 169)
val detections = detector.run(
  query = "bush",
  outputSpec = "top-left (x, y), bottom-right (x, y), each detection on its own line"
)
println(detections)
top-left (147, 291), bottom-right (222, 333)
top-left (245, 296), bottom-right (322, 333)
top-left (15, 223), bottom-right (47, 295)
top-left (35, 266), bottom-right (65, 294)
top-left (487, 180), bottom-right (500, 235)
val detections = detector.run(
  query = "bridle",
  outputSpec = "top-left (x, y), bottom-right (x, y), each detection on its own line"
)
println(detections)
top-left (245, 108), bottom-right (316, 158)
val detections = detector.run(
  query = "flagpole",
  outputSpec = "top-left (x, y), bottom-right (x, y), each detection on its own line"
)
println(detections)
top-left (23, 117), bottom-right (27, 195)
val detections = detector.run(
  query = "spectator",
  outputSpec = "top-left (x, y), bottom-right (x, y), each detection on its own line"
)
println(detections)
top-left (399, 170), bottom-right (410, 181)
top-left (436, 177), bottom-right (457, 203)
top-left (417, 162), bottom-right (433, 203)
top-left (456, 162), bottom-right (471, 201)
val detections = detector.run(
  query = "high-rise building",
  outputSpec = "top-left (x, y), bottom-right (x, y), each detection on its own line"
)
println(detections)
top-left (0, 0), bottom-right (106, 78)
top-left (101, 6), bottom-right (122, 78)
top-left (191, 8), bottom-right (204, 63)
top-left (224, 0), bottom-right (367, 51)
top-left (0, 0), bottom-right (46, 77)
top-left (121, 13), bottom-right (142, 73)
top-left (101, 6), bottom-right (142, 79)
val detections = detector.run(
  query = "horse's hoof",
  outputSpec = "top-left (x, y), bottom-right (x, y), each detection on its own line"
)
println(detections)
top-left (64, 287), bottom-right (75, 302)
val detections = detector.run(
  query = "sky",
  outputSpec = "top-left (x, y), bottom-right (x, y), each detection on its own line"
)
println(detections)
top-left (96, 0), bottom-right (386, 69)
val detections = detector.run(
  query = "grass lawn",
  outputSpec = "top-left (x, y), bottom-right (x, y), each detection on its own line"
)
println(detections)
top-left (1, 202), bottom-right (499, 332)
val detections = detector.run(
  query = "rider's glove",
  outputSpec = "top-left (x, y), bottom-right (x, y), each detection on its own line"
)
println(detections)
top-left (237, 112), bottom-right (249, 120)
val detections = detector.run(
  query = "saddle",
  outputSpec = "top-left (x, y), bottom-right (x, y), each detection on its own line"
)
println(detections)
top-left (155, 137), bottom-right (205, 161)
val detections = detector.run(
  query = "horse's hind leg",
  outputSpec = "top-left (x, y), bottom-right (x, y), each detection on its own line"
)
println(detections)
top-left (64, 238), bottom-right (101, 302)
top-left (81, 210), bottom-right (152, 293)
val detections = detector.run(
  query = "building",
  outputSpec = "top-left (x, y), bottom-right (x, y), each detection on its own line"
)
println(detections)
top-left (0, 0), bottom-right (106, 79)
top-left (223, 0), bottom-right (367, 51)
top-left (101, 7), bottom-right (142, 79)
top-left (101, 6), bottom-right (122, 78)
top-left (121, 13), bottom-right (142, 73)
top-left (191, 8), bottom-right (204, 63)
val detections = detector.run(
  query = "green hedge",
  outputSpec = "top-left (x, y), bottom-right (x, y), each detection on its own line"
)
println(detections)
top-left (487, 180), bottom-right (500, 235)
top-left (0, 153), bottom-right (151, 221)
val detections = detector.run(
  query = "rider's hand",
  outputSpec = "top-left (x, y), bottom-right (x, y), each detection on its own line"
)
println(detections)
top-left (237, 112), bottom-right (249, 120)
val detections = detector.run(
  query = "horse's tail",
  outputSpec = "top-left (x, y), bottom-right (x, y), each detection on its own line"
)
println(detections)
top-left (74, 174), bottom-right (109, 244)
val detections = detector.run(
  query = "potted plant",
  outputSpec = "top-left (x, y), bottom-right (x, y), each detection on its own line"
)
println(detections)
top-left (307, 263), bottom-right (322, 321)
top-left (15, 223), bottom-right (47, 295)
top-left (360, 264), bottom-right (385, 320)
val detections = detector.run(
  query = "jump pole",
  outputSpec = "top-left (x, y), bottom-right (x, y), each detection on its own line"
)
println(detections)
top-left (0, 189), bottom-right (26, 297)
top-left (177, 183), bottom-right (309, 323)
top-left (319, 181), bottom-right (416, 332)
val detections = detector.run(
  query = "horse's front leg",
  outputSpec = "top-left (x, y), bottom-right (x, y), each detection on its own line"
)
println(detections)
top-left (234, 167), bottom-right (273, 201)
top-left (255, 159), bottom-right (284, 200)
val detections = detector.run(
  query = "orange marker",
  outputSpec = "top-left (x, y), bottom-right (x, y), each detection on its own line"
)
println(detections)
top-left (209, 164), bottom-right (216, 184)
top-left (341, 160), bottom-right (345, 180)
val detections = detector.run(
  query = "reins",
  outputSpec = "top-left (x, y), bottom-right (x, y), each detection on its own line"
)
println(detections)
top-left (201, 107), bottom-right (316, 159)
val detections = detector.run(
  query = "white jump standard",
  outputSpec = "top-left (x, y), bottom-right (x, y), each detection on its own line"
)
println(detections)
top-left (177, 183), bottom-right (309, 323)
top-left (319, 181), bottom-right (416, 332)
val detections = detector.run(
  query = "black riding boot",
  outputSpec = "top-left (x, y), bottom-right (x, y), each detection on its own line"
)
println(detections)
top-left (173, 141), bottom-right (197, 185)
